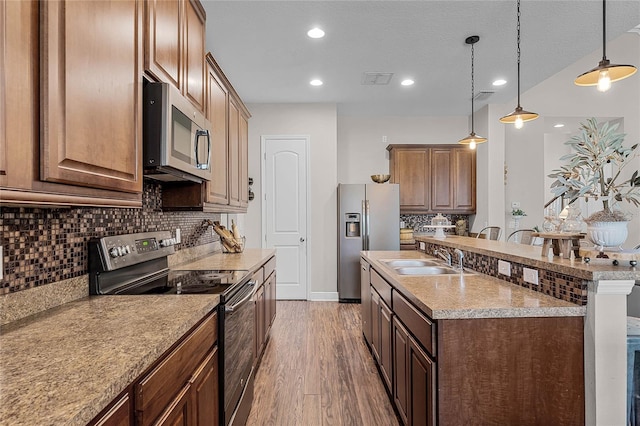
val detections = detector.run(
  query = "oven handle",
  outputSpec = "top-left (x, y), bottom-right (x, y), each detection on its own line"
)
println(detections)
top-left (225, 281), bottom-right (256, 312)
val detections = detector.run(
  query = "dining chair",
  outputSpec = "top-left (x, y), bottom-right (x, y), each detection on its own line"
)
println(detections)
top-left (507, 229), bottom-right (535, 245)
top-left (476, 226), bottom-right (502, 241)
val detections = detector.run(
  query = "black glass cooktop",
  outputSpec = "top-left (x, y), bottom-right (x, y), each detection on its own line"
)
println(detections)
top-left (113, 269), bottom-right (250, 299)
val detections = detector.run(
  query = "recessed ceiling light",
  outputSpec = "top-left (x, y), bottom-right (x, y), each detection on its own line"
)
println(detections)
top-left (492, 79), bottom-right (507, 86)
top-left (401, 79), bottom-right (414, 86)
top-left (307, 28), bottom-right (325, 39)
top-left (310, 79), bottom-right (323, 86)
top-left (554, 123), bottom-right (565, 128)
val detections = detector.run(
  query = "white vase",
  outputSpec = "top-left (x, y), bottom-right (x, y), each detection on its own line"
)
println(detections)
top-left (586, 221), bottom-right (629, 248)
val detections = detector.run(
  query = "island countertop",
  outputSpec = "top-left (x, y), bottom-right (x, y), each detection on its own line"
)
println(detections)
top-left (361, 250), bottom-right (585, 320)
top-left (0, 295), bottom-right (219, 426)
top-left (415, 235), bottom-right (640, 281)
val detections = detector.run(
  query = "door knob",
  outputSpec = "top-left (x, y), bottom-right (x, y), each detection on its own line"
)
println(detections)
top-left (300, 237), bottom-right (305, 242)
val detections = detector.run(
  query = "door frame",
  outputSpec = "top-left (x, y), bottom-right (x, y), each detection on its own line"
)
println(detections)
top-left (260, 135), bottom-right (311, 300)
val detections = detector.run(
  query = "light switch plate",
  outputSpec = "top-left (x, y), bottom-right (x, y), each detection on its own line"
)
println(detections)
top-left (498, 260), bottom-right (511, 277)
top-left (175, 228), bottom-right (181, 244)
top-left (523, 267), bottom-right (539, 285)
top-left (419, 242), bottom-right (426, 251)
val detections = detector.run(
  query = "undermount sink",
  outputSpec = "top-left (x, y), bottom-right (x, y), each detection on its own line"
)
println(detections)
top-left (394, 266), bottom-right (460, 275)
top-left (382, 259), bottom-right (440, 268)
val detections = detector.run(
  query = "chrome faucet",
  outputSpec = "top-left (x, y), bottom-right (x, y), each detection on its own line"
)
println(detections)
top-left (453, 248), bottom-right (464, 272)
top-left (434, 249), bottom-right (452, 266)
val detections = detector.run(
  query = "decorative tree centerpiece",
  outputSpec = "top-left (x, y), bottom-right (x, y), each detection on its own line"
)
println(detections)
top-left (547, 118), bottom-right (640, 248)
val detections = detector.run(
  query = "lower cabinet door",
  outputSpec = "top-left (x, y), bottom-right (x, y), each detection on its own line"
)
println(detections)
top-left (408, 337), bottom-right (436, 426)
top-left (92, 394), bottom-right (131, 426)
top-left (370, 287), bottom-right (381, 362)
top-left (191, 348), bottom-right (219, 426)
top-left (393, 317), bottom-right (409, 425)
top-left (155, 385), bottom-right (191, 426)
top-left (380, 299), bottom-right (393, 392)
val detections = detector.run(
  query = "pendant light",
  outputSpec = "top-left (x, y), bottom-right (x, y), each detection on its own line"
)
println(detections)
top-left (458, 35), bottom-right (487, 150)
top-left (574, 0), bottom-right (637, 92)
top-left (499, 0), bottom-right (538, 129)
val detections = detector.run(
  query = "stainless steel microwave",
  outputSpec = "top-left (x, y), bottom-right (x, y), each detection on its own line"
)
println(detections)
top-left (143, 82), bottom-right (211, 182)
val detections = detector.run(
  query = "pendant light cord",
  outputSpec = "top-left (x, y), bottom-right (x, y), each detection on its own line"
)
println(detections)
top-left (471, 41), bottom-right (475, 133)
top-left (602, 0), bottom-right (607, 60)
top-left (516, 0), bottom-right (521, 108)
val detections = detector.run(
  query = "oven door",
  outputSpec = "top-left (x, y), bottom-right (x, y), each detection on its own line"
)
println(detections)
top-left (223, 280), bottom-right (256, 425)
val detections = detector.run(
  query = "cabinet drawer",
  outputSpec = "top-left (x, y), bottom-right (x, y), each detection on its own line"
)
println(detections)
top-left (136, 312), bottom-right (217, 425)
top-left (264, 256), bottom-right (276, 279)
top-left (371, 268), bottom-right (392, 307)
top-left (393, 292), bottom-right (436, 357)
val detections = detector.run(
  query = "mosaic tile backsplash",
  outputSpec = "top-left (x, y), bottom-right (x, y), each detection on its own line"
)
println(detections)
top-left (1, 182), bottom-right (221, 294)
top-left (400, 214), bottom-right (470, 235)
top-left (422, 241), bottom-right (588, 305)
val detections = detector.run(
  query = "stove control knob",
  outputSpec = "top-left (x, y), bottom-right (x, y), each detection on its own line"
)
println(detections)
top-left (123, 245), bottom-right (131, 254)
top-left (109, 247), bottom-right (120, 258)
top-left (117, 246), bottom-right (126, 256)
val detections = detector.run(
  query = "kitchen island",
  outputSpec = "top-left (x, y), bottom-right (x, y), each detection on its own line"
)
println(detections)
top-left (391, 235), bottom-right (640, 426)
top-left (361, 248), bottom-right (585, 426)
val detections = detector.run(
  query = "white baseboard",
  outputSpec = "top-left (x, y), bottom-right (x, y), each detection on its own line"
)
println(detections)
top-left (308, 291), bottom-right (339, 301)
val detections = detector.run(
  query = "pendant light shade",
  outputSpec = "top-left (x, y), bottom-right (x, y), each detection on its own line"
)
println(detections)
top-left (499, 0), bottom-right (538, 128)
top-left (574, 0), bottom-right (637, 91)
top-left (459, 35), bottom-right (487, 149)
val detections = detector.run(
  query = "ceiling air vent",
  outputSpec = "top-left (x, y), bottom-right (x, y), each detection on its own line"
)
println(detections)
top-left (361, 72), bottom-right (394, 85)
top-left (473, 90), bottom-right (495, 101)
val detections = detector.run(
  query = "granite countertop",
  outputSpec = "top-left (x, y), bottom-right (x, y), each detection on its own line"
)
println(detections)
top-left (415, 235), bottom-right (640, 281)
top-left (361, 250), bottom-right (585, 320)
top-left (173, 248), bottom-right (276, 273)
top-left (0, 295), bottom-right (219, 426)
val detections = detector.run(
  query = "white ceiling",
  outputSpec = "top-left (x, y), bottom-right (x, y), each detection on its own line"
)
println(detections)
top-left (202, 1), bottom-right (640, 117)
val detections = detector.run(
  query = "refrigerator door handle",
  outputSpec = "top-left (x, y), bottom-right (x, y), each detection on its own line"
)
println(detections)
top-left (361, 200), bottom-right (367, 250)
top-left (364, 200), bottom-right (370, 250)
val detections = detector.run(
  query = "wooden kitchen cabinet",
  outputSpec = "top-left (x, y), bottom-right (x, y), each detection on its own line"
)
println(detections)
top-left (90, 394), bottom-right (131, 426)
top-left (205, 55), bottom-right (230, 206)
top-left (265, 271), bottom-right (277, 333)
top-left (387, 144), bottom-right (476, 214)
top-left (255, 279), bottom-right (266, 364)
top-left (370, 283), bottom-right (393, 393)
top-left (135, 312), bottom-right (217, 426)
top-left (0, 0), bottom-right (143, 208)
top-left (145, 0), bottom-right (205, 112)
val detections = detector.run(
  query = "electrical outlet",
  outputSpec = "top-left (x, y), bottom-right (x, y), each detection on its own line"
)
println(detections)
top-left (498, 260), bottom-right (511, 277)
top-left (175, 228), bottom-right (181, 244)
top-left (523, 267), bottom-right (539, 285)
top-left (382, 135), bottom-right (388, 143)
top-left (419, 242), bottom-right (426, 251)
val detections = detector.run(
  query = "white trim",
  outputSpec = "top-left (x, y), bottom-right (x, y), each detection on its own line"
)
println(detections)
top-left (261, 135), bottom-right (312, 301)
top-left (593, 279), bottom-right (635, 295)
top-left (308, 291), bottom-right (339, 301)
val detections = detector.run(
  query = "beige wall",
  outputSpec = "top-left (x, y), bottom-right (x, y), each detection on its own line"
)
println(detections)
top-left (245, 103), bottom-right (338, 297)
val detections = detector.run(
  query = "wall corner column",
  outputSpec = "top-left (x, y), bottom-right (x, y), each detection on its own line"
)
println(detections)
top-left (585, 279), bottom-right (635, 426)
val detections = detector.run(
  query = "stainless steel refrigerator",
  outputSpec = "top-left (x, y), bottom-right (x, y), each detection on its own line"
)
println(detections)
top-left (338, 183), bottom-right (400, 301)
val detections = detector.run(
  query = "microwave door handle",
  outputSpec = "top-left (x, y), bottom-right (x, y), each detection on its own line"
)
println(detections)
top-left (194, 129), bottom-right (210, 170)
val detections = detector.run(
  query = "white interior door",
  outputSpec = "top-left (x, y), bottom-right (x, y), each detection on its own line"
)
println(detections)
top-left (262, 136), bottom-right (309, 300)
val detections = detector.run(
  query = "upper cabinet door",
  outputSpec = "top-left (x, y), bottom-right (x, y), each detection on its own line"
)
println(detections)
top-left (389, 146), bottom-right (430, 212)
top-left (238, 113), bottom-right (249, 208)
top-left (205, 57), bottom-right (229, 206)
top-left (40, 0), bottom-right (142, 194)
top-left (431, 148), bottom-right (454, 210)
top-left (145, 0), bottom-right (181, 88)
top-left (453, 147), bottom-right (476, 212)
top-left (228, 97), bottom-right (240, 207)
top-left (184, 0), bottom-right (205, 112)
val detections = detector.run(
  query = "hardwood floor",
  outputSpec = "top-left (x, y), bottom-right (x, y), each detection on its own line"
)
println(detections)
top-left (247, 301), bottom-right (400, 426)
